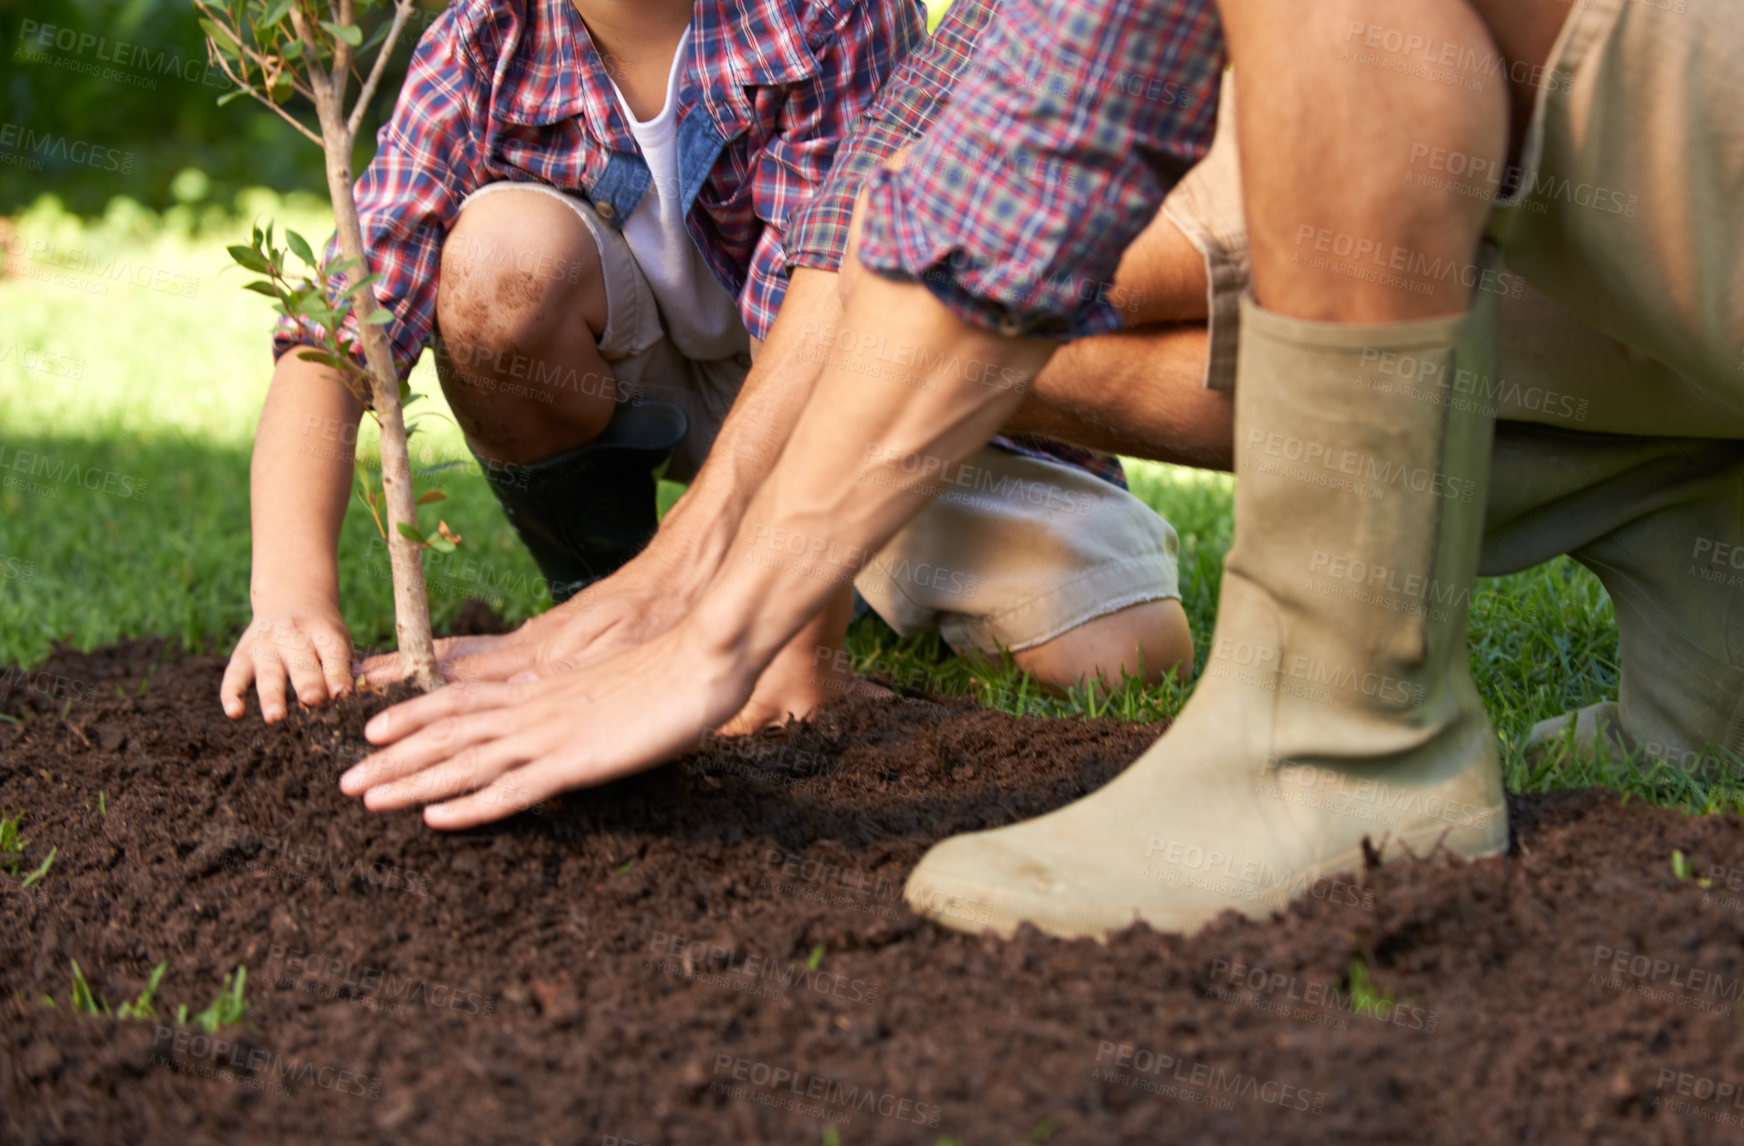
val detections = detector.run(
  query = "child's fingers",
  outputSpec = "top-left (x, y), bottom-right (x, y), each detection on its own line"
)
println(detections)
top-left (310, 623), bottom-right (355, 700)
top-left (282, 633), bottom-right (333, 710)
top-left (219, 650), bottom-right (257, 720)
top-left (254, 653), bottom-right (291, 724)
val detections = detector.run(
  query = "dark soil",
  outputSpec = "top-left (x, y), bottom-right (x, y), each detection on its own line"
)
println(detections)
top-left (4, 633), bottom-right (1744, 1146)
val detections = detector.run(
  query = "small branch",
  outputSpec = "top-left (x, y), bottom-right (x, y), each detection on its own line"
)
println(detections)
top-left (348, 0), bottom-right (417, 138)
top-left (288, 6), bottom-right (331, 91)
top-left (329, 0), bottom-right (357, 117)
top-left (207, 48), bottom-right (324, 147)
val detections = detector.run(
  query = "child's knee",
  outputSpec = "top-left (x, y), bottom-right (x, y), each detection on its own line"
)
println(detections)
top-left (437, 191), bottom-right (608, 353)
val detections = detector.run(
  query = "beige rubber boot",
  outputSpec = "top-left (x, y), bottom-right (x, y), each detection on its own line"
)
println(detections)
top-left (1479, 423), bottom-right (1744, 770)
top-left (905, 287), bottom-right (1509, 940)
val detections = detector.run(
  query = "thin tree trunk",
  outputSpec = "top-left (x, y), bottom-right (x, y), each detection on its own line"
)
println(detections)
top-left (313, 97), bottom-right (440, 692)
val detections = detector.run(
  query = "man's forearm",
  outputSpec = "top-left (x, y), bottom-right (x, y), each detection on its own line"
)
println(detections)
top-left (691, 273), bottom-right (1054, 671)
top-left (650, 267), bottom-right (844, 582)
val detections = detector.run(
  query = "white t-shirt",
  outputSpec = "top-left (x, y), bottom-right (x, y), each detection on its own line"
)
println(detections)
top-left (608, 25), bottom-right (749, 361)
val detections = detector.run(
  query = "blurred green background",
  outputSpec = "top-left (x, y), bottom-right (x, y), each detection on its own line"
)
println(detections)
top-left (0, 0), bottom-right (433, 215)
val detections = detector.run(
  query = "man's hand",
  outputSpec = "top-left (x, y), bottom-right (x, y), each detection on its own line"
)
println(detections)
top-left (341, 615), bottom-right (756, 829)
top-left (221, 593), bottom-right (355, 722)
top-left (357, 545), bottom-right (703, 686)
top-left (343, 271), bottom-right (1047, 828)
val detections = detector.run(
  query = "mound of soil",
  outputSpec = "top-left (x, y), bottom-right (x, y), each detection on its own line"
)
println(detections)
top-left (3, 636), bottom-right (1744, 1145)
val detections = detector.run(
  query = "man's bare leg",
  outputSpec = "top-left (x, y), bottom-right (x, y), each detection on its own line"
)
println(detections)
top-left (1221, 1), bottom-right (1507, 320)
top-left (1013, 599), bottom-right (1194, 691)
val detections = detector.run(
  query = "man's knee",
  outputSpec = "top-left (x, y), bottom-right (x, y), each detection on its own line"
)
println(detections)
top-left (436, 191), bottom-right (609, 360)
top-left (1014, 599), bottom-right (1195, 692)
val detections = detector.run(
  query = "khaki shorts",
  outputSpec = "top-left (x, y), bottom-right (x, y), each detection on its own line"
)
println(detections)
top-left (1491, 0), bottom-right (1744, 402)
top-left (1163, 57), bottom-right (1744, 439)
top-left (457, 182), bottom-right (1182, 655)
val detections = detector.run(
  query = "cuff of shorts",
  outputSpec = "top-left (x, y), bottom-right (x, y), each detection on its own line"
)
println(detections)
top-left (1158, 208), bottom-right (1245, 394)
top-left (940, 552), bottom-right (1181, 657)
top-left (856, 170), bottom-right (1127, 343)
top-left (1159, 99), bottom-right (1248, 393)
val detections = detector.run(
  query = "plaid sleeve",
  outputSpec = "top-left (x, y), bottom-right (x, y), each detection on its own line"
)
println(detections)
top-left (270, 8), bottom-right (488, 381)
top-left (784, 0), bottom-right (999, 273)
top-left (783, 0), bottom-right (1128, 490)
top-left (856, 0), bottom-right (1225, 341)
top-left (736, 0), bottom-right (927, 341)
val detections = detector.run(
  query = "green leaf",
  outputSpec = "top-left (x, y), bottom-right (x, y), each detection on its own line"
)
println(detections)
top-left (320, 20), bottom-right (364, 47)
top-left (396, 522), bottom-right (426, 544)
top-left (293, 348), bottom-right (355, 372)
top-left (360, 20), bottom-right (391, 54)
top-left (362, 308), bottom-right (393, 325)
top-left (20, 847), bottom-right (56, 889)
top-left (117, 962), bottom-right (166, 1022)
top-left (69, 959), bottom-right (105, 1016)
top-left (197, 17), bottom-right (235, 49)
top-left (284, 229), bottom-right (316, 267)
top-left (242, 280), bottom-right (279, 298)
top-left (225, 244), bottom-right (272, 274)
top-left (427, 536), bottom-right (457, 554)
top-left (280, 36), bottom-right (303, 60)
top-left (216, 88), bottom-right (250, 107)
top-left (258, 0), bottom-right (295, 29)
top-left (340, 272), bottom-right (383, 298)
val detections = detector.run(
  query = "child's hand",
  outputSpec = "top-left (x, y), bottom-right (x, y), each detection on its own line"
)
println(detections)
top-left (221, 594), bottom-right (356, 722)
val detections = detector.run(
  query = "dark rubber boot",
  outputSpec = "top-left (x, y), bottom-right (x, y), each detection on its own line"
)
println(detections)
top-left (480, 400), bottom-right (687, 604)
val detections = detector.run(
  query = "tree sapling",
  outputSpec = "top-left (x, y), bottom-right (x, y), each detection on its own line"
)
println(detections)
top-left (197, 0), bottom-right (445, 689)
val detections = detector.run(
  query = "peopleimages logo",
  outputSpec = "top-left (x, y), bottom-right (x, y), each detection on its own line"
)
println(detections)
top-left (712, 1054), bottom-right (942, 1127)
top-left (646, 930), bottom-right (880, 1005)
top-left (1092, 1041), bottom-right (1327, 1113)
top-left (1590, 945), bottom-right (1744, 1007)
top-left (1246, 428), bottom-right (1480, 502)
top-left (1208, 635), bottom-right (1427, 709)
top-left (1143, 838), bottom-right (1376, 912)
top-left (149, 1026), bottom-right (383, 1099)
top-left (16, 21), bottom-right (230, 89)
top-left (267, 945), bottom-right (497, 1017)
top-left (1206, 959), bottom-right (1439, 1033)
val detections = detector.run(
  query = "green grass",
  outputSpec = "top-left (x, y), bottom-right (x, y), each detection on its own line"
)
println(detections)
top-left (186, 966), bottom-right (249, 1033)
top-left (0, 811), bottom-right (54, 887)
top-left (0, 191), bottom-right (1735, 815)
top-left (39, 959), bottom-right (227, 1029)
top-left (0, 192), bottom-right (550, 664)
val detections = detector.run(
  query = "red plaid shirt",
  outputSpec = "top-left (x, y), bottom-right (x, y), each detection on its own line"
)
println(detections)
top-left (273, 0), bottom-right (925, 376)
top-left (855, 0), bottom-right (1225, 341)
